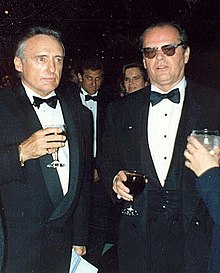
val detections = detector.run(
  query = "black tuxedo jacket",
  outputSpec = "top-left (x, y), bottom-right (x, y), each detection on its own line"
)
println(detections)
top-left (66, 83), bottom-right (112, 160)
top-left (99, 80), bottom-right (220, 273)
top-left (0, 84), bottom-right (92, 273)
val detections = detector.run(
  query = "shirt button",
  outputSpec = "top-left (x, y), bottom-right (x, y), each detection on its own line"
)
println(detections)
top-left (162, 205), bottom-right (166, 209)
top-left (164, 157), bottom-right (167, 160)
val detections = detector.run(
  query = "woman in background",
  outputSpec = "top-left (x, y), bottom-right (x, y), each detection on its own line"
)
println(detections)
top-left (120, 62), bottom-right (149, 96)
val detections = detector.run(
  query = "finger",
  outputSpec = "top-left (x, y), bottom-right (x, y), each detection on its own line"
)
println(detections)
top-left (188, 136), bottom-right (205, 149)
top-left (184, 159), bottom-right (192, 170)
top-left (43, 127), bottom-right (63, 135)
top-left (184, 149), bottom-right (193, 160)
top-left (186, 141), bottom-right (197, 154)
top-left (45, 134), bottom-right (66, 143)
top-left (73, 246), bottom-right (86, 256)
top-left (118, 170), bottom-right (128, 181)
top-left (46, 142), bottom-right (65, 150)
top-left (113, 181), bottom-right (133, 201)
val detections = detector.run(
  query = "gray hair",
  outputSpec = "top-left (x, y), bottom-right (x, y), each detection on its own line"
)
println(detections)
top-left (15, 26), bottom-right (65, 61)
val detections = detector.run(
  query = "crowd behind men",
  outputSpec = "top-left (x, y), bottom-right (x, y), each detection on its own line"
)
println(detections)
top-left (0, 20), bottom-right (219, 273)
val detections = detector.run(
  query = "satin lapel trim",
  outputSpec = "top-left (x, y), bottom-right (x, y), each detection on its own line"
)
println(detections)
top-left (49, 94), bottom-right (80, 221)
top-left (166, 84), bottom-right (202, 231)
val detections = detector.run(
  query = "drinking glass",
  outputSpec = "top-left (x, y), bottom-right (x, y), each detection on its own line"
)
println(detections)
top-left (45, 124), bottom-right (67, 168)
top-left (121, 171), bottom-right (146, 216)
top-left (191, 129), bottom-right (220, 155)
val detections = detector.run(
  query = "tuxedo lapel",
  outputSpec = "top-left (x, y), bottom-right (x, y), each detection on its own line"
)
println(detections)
top-left (48, 93), bottom-right (80, 220)
top-left (166, 82), bottom-right (205, 232)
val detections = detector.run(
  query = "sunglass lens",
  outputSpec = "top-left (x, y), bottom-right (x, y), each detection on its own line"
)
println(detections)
top-left (143, 49), bottom-right (157, 59)
top-left (162, 46), bottom-right (176, 56)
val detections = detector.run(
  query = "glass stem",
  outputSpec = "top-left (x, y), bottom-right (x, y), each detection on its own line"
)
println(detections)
top-left (54, 148), bottom-right (59, 161)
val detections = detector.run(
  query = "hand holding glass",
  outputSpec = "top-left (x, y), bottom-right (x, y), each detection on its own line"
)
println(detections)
top-left (121, 171), bottom-right (146, 216)
top-left (191, 129), bottom-right (220, 155)
top-left (45, 124), bottom-right (67, 168)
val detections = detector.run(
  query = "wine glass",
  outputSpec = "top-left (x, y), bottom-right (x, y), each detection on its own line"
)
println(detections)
top-left (45, 124), bottom-right (67, 168)
top-left (121, 171), bottom-right (146, 216)
top-left (191, 129), bottom-right (220, 155)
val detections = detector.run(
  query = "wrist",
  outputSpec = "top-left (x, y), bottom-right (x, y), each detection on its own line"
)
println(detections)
top-left (18, 144), bottom-right (25, 167)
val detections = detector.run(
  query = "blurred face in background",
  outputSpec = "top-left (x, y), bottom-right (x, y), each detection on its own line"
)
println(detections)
top-left (123, 67), bottom-right (148, 94)
top-left (78, 69), bottom-right (103, 95)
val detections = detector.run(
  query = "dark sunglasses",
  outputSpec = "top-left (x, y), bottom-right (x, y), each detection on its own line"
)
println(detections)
top-left (141, 42), bottom-right (184, 59)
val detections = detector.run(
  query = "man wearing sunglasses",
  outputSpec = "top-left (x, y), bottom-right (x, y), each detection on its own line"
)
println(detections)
top-left (99, 21), bottom-right (220, 273)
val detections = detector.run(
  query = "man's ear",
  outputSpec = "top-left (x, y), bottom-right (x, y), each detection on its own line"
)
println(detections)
top-left (14, 56), bottom-right (23, 73)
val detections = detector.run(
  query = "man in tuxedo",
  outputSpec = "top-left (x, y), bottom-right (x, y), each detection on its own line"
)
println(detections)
top-left (98, 21), bottom-right (220, 273)
top-left (0, 27), bottom-right (92, 273)
top-left (71, 58), bottom-right (119, 270)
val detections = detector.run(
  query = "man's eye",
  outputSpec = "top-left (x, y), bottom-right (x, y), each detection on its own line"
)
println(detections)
top-left (36, 56), bottom-right (46, 62)
top-left (55, 57), bottom-right (63, 64)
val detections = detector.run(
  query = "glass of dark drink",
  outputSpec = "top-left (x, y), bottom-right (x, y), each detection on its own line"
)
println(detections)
top-left (45, 124), bottom-right (67, 168)
top-left (121, 171), bottom-right (146, 216)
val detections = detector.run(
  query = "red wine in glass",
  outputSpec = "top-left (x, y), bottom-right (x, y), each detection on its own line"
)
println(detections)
top-left (122, 171), bottom-right (146, 216)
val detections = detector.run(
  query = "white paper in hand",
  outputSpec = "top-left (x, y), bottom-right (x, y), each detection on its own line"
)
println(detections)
top-left (69, 250), bottom-right (98, 273)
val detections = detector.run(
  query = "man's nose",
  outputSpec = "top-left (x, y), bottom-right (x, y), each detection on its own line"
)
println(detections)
top-left (48, 60), bottom-right (56, 72)
top-left (155, 50), bottom-right (165, 60)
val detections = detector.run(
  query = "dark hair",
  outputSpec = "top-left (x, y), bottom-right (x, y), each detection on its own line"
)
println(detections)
top-left (78, 58), bottom-right (104, 77)
top-left (15, 26), bottom-right (65, 60)
top-left (139, 21), bottom-right (188, 50)
top-left (122, 63), bottom-right (149, 82)
top-left (120, 62), bottom-right (149, 92)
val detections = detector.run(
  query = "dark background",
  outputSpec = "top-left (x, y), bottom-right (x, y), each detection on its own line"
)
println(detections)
top-left (0, 0), bottom-right (220, 90)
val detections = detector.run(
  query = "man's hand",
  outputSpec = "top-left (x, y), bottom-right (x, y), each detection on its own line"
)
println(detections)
top-left (113, 170), bottom-right (133, 201)
top-left (72, 245), bottom-right (86, 256)
top-left (184, 136), bottom-right (220, 177)
top-left (19, 127), bottom-right (66, 163)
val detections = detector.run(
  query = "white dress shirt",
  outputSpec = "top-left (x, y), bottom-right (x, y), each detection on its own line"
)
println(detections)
top-left (80, 88), bottom-right (98, 157)
top-left (148, 77), bottom-right (187, 186)
top-left (23, 83), bottom-right (70, 195)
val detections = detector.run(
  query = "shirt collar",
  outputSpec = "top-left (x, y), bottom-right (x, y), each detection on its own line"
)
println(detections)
top-left (22, 82), bottom-right (56, 104)
top-left (80, 87), bottom-right (98, 97)
top-left (151, 77), bottom-right (187, 97)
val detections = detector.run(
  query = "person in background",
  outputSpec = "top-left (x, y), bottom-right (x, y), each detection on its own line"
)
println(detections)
top-left (184, 136), bottom-right (220, 273)
top-left (70, 58), bottom-right (119, 272)
top-left (120, 62), bottom-right (149, 95)
top-left (68, 66), bottom-right (80, 86)
top-left (98, 21), bottom-right (220, 273)
top-left (0, 26), bottom-right (92, 273)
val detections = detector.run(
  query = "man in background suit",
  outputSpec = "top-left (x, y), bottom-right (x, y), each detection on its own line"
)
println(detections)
top-left (0, 27), bottom-right (92, 273)
top-left (71, 58), bottom-right (119, 271)
top-left (99, 21), bottom-right (220, 273)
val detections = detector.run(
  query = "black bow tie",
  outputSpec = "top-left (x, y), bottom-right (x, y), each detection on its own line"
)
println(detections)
top-left (150, 88), bottom-right (180, 106)
top-left (33, 96), bottom-right (58, 109)
top-left (85, 95), bottom-right (97, 102)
